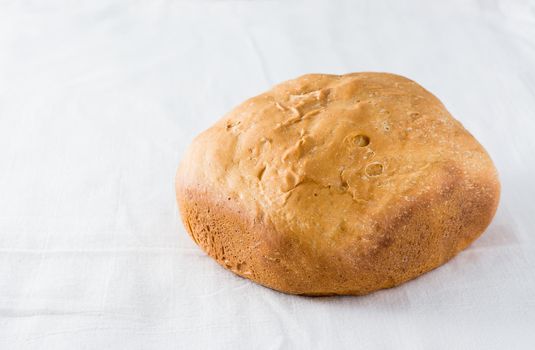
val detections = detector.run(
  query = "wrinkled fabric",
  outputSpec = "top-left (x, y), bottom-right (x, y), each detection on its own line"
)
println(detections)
top-left (0, 0), bottom-right (534, 349)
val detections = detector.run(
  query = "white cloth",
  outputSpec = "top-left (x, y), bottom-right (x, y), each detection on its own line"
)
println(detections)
top-left (1, 0), bottom-right (534, 348)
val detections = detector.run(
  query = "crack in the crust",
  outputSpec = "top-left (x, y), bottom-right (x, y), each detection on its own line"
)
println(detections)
top-left (276, 107), bottom-right (323, 129)
top-left (274, 89), bottom-right (330, 129)
top-left (256, 165), bottom-right (266, 180)
top-left (280, 176), bottom-right (368, 206)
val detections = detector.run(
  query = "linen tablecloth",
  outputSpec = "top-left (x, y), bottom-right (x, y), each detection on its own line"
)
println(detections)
top-left (1, 0), bottom-right (534, 348)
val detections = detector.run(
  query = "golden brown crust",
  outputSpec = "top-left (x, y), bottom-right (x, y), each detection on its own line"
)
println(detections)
top-left (176, 72), bottom-right (500, 295)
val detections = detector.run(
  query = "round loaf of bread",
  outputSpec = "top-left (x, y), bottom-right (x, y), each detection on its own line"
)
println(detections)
top-left (176, 72), bottom-right (500, 295)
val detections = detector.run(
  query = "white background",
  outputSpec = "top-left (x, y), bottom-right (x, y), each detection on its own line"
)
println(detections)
top-left (1, 0), bottom-right (534, 349)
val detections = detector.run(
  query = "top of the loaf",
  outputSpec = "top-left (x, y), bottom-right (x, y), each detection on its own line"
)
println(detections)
top-left (177, 72), bottom-right (498, 250)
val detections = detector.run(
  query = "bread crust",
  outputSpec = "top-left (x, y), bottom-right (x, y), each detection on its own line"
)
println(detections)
top-left (176, 72), bottom-right (500, 295)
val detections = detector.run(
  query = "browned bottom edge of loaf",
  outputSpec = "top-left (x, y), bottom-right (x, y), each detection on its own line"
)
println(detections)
top-left (177, 177), bottom-right (499, 296)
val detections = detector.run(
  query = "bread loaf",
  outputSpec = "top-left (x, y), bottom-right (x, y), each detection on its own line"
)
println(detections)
top-left (176, 72), bottom-right (500, 295)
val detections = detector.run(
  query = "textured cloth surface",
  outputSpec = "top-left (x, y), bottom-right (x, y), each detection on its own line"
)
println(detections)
top-left (1, 0), bottom-right (534, 349)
